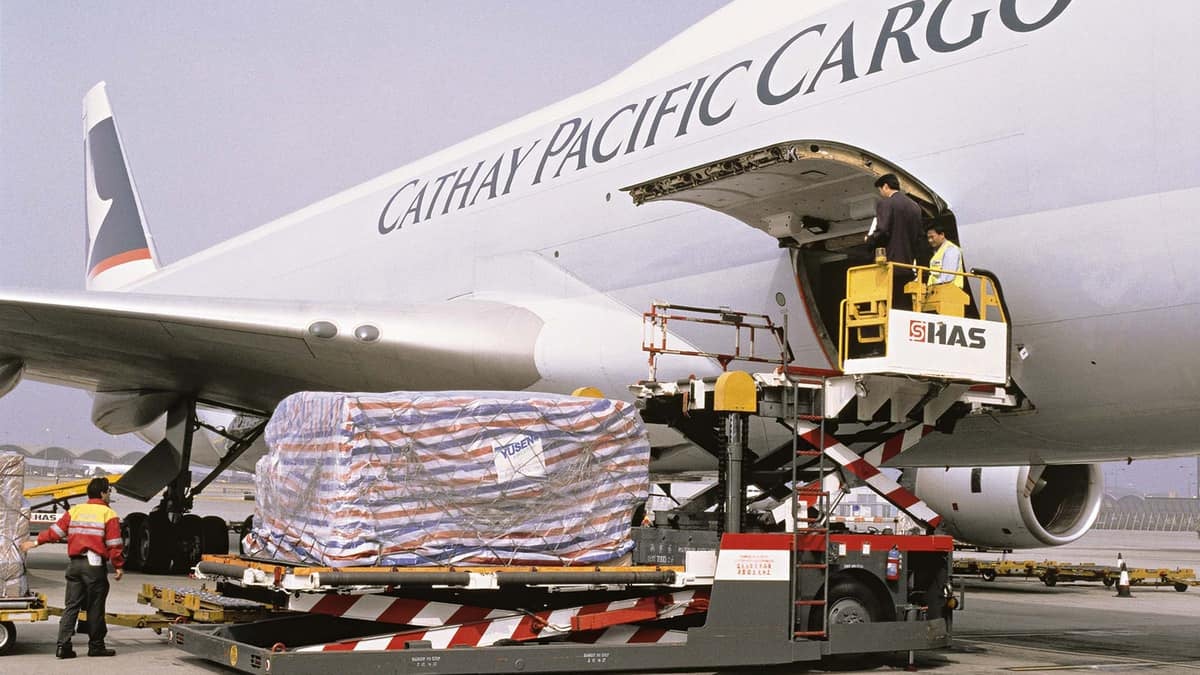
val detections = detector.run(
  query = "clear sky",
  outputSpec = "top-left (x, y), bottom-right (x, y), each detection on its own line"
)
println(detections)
top-left (0, 0), bottom-right (727, 450)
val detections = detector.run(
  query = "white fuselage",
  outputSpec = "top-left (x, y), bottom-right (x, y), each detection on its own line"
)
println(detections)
top-left (129, 1), bottom-right (1200, 466)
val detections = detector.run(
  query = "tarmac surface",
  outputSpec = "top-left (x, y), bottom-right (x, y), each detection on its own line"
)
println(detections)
top-left (5, 493), bottom-right (1199, 674)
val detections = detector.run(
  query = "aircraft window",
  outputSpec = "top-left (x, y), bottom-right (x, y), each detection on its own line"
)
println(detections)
top-left (970, 467), bottom-right (982, 493)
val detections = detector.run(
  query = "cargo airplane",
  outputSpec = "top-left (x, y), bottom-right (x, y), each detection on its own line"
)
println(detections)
top-left (2, 0), bottom-right (1196, 569)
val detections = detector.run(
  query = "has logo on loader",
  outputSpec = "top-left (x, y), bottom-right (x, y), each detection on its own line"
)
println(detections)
top-left (908, 320), bottom-right (986, 349)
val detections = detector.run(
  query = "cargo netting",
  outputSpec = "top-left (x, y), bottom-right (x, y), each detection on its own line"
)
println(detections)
top-left (0, 453), bottom-right (29, 597)
top-left (243, 391), bottom-right (650, 567)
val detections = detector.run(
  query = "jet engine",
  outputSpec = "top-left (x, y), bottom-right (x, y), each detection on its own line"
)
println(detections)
top-left (909, 464), bottom-right (1103, 549)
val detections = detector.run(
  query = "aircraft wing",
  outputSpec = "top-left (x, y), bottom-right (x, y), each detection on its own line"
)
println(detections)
top-left (0, 289), bottom-right (544, 417)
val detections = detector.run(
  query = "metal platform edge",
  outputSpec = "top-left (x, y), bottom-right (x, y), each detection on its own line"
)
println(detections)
top-left (168, 616), bottom-right (949, 675)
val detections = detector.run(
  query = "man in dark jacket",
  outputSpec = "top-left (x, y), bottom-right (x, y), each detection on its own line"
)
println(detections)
top-left (865, 173), bottom-right (924, 310)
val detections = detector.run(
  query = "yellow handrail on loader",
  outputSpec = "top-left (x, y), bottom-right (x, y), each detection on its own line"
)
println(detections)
top-left (839, 259), bottom-right (1007, 369)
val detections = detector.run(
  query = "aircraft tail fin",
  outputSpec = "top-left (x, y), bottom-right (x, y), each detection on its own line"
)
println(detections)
top-left (84, 82), bottom-right (160, 291)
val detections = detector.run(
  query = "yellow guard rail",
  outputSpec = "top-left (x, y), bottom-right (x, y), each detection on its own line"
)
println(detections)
top-left (839, 259), bottom-right (1007, 369)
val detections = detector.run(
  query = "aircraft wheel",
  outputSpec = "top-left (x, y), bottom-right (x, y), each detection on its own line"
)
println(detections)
top-left (238, 515), bottom-right (255, 555)
top-left (121, 512), bottom-right (148, 572)
top-left (201, 516), bottom-right (229, 555)
top-left (140, 511), bottom-right (173, 574)
top-left (174, 514), bottom-right (204, 572)
top-left (0, 621), bottom-right (15, 656)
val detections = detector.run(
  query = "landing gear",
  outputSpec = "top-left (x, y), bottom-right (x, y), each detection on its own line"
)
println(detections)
top-left (123, 510), bottom-right (231, 573)
top-left (173, 515), bottom-right (231, 571)
top-left (121, 512), bottom-right (148, 571)
top-left (175, 514), bottom-right (205, 571)
top-left (140, 511), bottom-right (174, 574)
top-left (113, 398), bottom-right (265, 574)
top-left (202, 515), bottom-right (230, 555)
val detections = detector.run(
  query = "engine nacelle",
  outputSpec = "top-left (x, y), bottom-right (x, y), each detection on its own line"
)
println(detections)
top-left (910, 464), bottom-right (1103, 549)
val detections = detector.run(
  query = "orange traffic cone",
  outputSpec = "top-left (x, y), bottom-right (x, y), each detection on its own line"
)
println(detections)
top-left (1116, 558), bottom-right (1132, 598)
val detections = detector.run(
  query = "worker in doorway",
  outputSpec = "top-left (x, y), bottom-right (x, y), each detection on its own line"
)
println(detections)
top-left (20, 477), bottom-right (124, 659)
top-left (864, 173), bottom-right (924, 310)
top-left (925, 223), bottom-right (964, 287)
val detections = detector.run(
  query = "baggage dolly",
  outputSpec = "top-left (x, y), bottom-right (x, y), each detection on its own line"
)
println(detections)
top-left (0, 594), bottom-right (50, 656)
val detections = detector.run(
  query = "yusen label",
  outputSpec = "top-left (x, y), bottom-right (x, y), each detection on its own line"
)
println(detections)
top-left (491, 433), bottom-right (547, 484)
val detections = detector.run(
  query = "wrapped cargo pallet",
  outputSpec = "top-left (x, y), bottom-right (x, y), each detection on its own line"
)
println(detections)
top-left (0, 453), bottom-right (29, 597)
top-left (243, 391), bottom-right (650, 567)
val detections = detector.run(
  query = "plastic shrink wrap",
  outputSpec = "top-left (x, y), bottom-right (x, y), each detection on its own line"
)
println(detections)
top-left (0, 453), bottom-right (29, 597)
top-left (243, 391), bottom-right (650, 567)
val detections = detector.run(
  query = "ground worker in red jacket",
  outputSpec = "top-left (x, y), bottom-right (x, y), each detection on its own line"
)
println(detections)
top-left (21, 476), bottom-right (124, 659)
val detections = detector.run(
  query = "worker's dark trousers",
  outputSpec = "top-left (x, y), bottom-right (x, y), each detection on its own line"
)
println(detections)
top-left (57, 557), bottom-right (109, 650)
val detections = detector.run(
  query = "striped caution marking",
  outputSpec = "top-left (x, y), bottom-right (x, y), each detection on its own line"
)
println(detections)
top-left (862, 424), bottom-right (932, 467)
top-left (293, 589), bottom-right (708, 652)
top-left (289, 593), bottom-right (489, 627)
top-left (797, 424), bottom-right (942, 528)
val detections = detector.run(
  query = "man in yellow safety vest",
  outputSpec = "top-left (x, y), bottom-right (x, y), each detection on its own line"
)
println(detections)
top-left (925, 223), bottom-right (964, 288)
top-left (20, 476), bottom-right (124, 658)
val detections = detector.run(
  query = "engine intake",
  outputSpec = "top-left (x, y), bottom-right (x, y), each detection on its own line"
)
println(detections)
top-left (911, 464), bottom-right (1103, 549)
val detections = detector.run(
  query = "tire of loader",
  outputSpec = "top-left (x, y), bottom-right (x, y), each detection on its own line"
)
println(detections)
top-left (925, 567), bottom-right (953, 633)
top-left (811, 579), bottom-right (886, 671)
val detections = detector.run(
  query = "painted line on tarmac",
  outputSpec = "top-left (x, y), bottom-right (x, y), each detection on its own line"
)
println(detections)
top-left (958, 629), bottom-right (1141, 638)
top-left (1008, 665), bottom-right (1166, 671)
top-left (957, 637), bottom-right (1200, 671)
